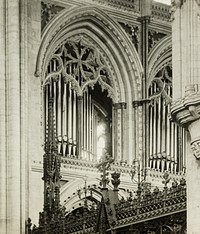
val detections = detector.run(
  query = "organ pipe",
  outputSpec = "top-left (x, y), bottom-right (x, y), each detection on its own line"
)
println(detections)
top-left (45, 55), bottom-right (113, 162)
top-left (148, 79), bottom-right (186, 174)
top-left (149, 87), bottom-right (153, 157)
top-left (88, 94), bottom-right (91, 160)
top-left (91, 103), bottom-right (94, 156)
top-left (46, 86), bottom-right (49, 135)
top-left (77, 96), bottom-right (83, 157)
top-left (53, 81), bottom-right (56, 130)
top-left (157, 91), bottom-right (161, 156)
top-left (153, 84), bottom-right (157, 157)
top-left (166, 95), bottom-right (170, 157)
top-left (68, 83), bottom-right (72, 141)
top-left (62, 82), bottom-right (67, 156)
top-left (63, 82), bottom-right (67, 137)
top-left (73, 90), bottom-right (77, 156)
top-left (83, 91), bottom-right (87, 158)
top-left (161, 97), bottom-right (166, 155)
top-left (174, 125), bottom-right (178, 173)
top-left (86, 90), bottom-right (89, 153)
top-left (170, 123), bottom-right (175, 173)
top-left (57, 75), bottom-right (61, 138)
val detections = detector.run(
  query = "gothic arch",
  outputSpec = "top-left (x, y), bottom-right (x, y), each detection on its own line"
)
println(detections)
top-left (148, 35), bottom-right (172, 86)
top-left (35, 6), bottom-right (143, 163)
top-left (147, 35), bottom-right (186, 174)
top-left (60, 177), bottom-right (124, 212)
top-left (35, 6), bottom-right (143, 102)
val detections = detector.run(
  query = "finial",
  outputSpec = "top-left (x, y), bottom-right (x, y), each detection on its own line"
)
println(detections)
top-left (162, 171), bottom-right (170, 189)
top-left (111, 172), bottom-right (120, 190)
top-left (96, 152), bottom-right (114, 189)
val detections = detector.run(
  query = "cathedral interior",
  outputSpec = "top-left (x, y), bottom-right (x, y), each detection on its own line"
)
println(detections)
top-left (1, 0), bottom-right (200, 233)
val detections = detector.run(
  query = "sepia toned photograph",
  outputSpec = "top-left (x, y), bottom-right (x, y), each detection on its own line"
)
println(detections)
top-left (1, 0), bottom-right (198, 233)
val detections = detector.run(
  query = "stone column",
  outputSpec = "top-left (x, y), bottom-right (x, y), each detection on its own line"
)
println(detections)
top-left (171, 1), bottom-right (200, 233)
top-left (0, 0), bottom-right (6, 233)
top-left (113, 102), bottom-right (127, 162)
top-left (138, 0), bottom-right (152, 169)
top-left (6, 0), bottom-right (21, 232)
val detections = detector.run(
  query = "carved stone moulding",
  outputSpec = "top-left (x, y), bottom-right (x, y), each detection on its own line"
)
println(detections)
top-left (41, 1), bottom-right (65, 31)
top-left (171, 91), bottom-right (200, 128)
top-left (171, 85), bottom-right (200, 159)
top-left (191, 139), bottom-right (200, 160)
top-left (151, 2), bottom-right (171, 22)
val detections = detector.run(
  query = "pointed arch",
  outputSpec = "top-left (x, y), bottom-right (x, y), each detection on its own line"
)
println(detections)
top-left (36, 6), bottom-right (144, 164)
top-left (148, 35), bottom-right (172, 86)
top-left (60, 177), bottom-right (125, 212)
top-left (35, 6), bottom-right (143, 102)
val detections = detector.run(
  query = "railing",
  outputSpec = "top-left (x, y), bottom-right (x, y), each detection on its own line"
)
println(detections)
top-left (115, 178), bottom-right (186, 226)
top-left (31, 209), bottom-right (98, 234)
top-left (29, 177), bottom-right (186, 234)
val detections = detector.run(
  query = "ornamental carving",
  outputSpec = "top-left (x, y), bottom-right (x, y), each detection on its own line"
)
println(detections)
top-left (111, 172), bottom-right (120, 190)
top-left (41, 1), bottom-right (64, 31)
top-left (92, 0), bottom-right (139, 13)
top-left (148, 30), bottom-right (167, 52)
top-left (119, 22), bottom-right (139, 52)
top-left (45, 36), bottom-right (116, 101)
top-left (171, 91), bottom-right (200, 127)
top-left (191, 139), bottom-right (200, 159)
top-left (96, 152), bottom-right (114, 188)
top-left (151, 2), bottom-right (171, 22)
top-left (171, 0), bottom-right (186, 21)
top-left (149, 64), bottom-right (172, 104)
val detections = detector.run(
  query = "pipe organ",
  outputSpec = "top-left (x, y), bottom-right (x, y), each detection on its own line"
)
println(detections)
top-left (43, 38), bottom-right (115, 162)
top-left (44, 81), bottom-right (110, 161)
top-left (44, 57), bottom-right (112, 162)
top-left (148, 66), bottom-right (186, 174)
top-left (42, 38), bottom-right (187, 174)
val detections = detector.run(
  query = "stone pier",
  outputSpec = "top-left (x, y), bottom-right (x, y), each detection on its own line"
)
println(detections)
top-left (171, 0), bottom-right (200, 233)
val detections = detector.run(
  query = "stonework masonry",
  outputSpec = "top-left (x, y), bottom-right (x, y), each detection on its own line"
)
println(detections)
top-left (0, 0), bottom-right (43, 232)
top-left (0, 0), bottom-right (196, 233)
top-left (171, 0), bottom-right (200, 233)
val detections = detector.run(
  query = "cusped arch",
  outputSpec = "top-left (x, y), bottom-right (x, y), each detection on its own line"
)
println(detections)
top-left (148, 35), bottom-right (172, 86)
top-left (60, 177), bottom-right (124, 212)
top-left (35, 6), bottom-right (143, 102)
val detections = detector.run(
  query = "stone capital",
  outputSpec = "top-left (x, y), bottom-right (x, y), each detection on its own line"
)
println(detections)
top-left (171, 85), bottom-right (200, 159)
top-left (171, 88), bottom-right (200, 128)
top-left (171, 0), bottom-right (184, 8)
top-left (171, 0), bottom-right (185, 21)
top-left (113, 102), bottom-right (127, 110)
